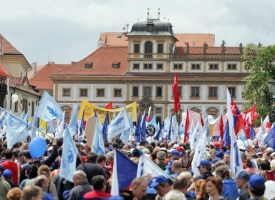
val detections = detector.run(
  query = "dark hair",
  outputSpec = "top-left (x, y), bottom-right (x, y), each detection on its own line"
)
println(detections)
top-left (249, 184), bottom-right (265, 197)
top-left (87, 152), bottom-right (98, 162)
top-left (173, 176), bottom-right (188, 189)
top-left (35, 176), bottom-right (46, 187)
top-left (97, 154), bottom-right (106, 164)
top-left (91, 175), bottom-right (106, 190)
top-left (13, 149), bottom-right (20, 157)
top-left (246, 159), bottom-right (253, 168)
top-left (25, 151), bottom-right (32, 159)
top-left (27, 164), bottom-right (39, 179)
top-left (4, 149), bottom-right (14, 159)
top-left (260, 160), bottom-right (271, 171)
top-left (206, 177), bottom-right (223, 195)
top-left (215, 165), bottom-right (231, 179)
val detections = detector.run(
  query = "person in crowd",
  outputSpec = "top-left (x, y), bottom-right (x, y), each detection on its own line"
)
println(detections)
top-left (215, 165), bottom-right (238, 200)
top-left (206, 177), bottom-right (227, 200)
top-left (0, 170), bottom-right (11, 200)
top-left (196, 160), bottom-right (214, 180)
top-left (2, 169), bottom-right (18, 188)
top-left (271, 152), bottom-right (275, 160)
top-left (0, 149), bottom-right (21, 185)
top-left (120, 177), bottom-right (148, 200)
top-left (156, 151), bottom-right (166, 170)
top-left (165, 190), bottom-right (187, 200)
top-left (170, 160), bottom-right (182, 178)
top-left (35, 175), bottom-right (54, 200)
top-left (67, 170), bottom-right (92, 200)
top-left (105, 151), bottom-right (114, 174)
top-left (258, 159), bottom-right (275, 181)
top-left (236, 171), bottom-right (251, 200)
top-left (20, 151), bottom-right (34, 183)
top-left (84, 144), bottom-right (91, 154)
top-left (223, 153), bottom-right (230, 168)
top-left (194, 179), bottom-right (207, 200)
top-left (83, 175), bottom-right (111, 199)
top-left (244, 159), bottom-right (256, 174)
top-left (21, 185), bottom-right (42, 200)
top-left (142, 173), bottom-right (157, 198)
top-left (16, 150), bottom-right (26, 167)
top-left (148, 175), bottom-right (173, 200)
top-left (77, 152), bottom-right (105, 185)
top-left (97, 154), bottom-right (111, 181)
top-left (173, 175), bottom-right (195, 200)
top-left (6, 187), bottom-right (22, 200)
top-left (19, 164), bottom-right (38, 189)
top-left (247, 174), bottom-right (266, 200)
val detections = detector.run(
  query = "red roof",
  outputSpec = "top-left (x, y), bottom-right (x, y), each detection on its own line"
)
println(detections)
top-left (0, 34), bottom-right (21, 54)
top-left (9, 76), bottom-right (27, 87)
top-left (29, 63), bottom-right (71, 89)
top-left (52, 46), bottom-right (128, 76)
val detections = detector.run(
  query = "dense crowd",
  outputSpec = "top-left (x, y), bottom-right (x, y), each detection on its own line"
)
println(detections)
top-left (0, 134), bottom-right (275, 200)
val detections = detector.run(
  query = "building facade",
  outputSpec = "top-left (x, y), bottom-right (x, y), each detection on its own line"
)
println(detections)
top-left (50, 17), bottom-right (248, 123)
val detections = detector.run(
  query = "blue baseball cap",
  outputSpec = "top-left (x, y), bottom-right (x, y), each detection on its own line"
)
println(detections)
top-left (216, 151), bottom-right (224, 159)
top-left (237, 171), bottom-right (251, 181)
top-left (171, 150), bottom-right (180, 156)
top-left (248, 174), bottom-right (265, 189)
top-left (148, 175), bottom-right (173, 188)
top-left (197, 160), bottom-right (211, 168)
top-left (212, 157), bottom-right (221, 164)
top-left (3, 169), bottom-right (12, 179)
top-left (225, 150), bottom-right (231, 154)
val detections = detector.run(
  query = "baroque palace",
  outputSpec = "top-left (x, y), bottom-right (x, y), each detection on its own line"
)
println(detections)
top-left (49, 13), bottom-right (248, 124)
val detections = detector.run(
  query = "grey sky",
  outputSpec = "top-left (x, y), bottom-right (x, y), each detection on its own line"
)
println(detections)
top-left (1, 0), bottom-right (275, 65)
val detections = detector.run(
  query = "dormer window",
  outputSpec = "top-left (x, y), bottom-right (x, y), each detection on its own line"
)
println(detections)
top-left (84, 62), bottom-right (93, 68)
top-left (147, 24), bottom-right (153, 32)
top-left (112, 61), bottom-right (120, 68)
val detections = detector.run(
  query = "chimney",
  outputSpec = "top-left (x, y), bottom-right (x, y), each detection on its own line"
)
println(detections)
top-left (98, 38), bottom-right (104, 48)
top-left (48, 61), bottom-right (55, 64)
top-left (32, 62), bottom-right (37, 74)
top-left (71, 61), bottom-right (77, 64)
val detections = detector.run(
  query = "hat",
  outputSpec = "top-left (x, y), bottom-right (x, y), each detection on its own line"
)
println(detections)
top-left (179, 152), bottom-right (184, 157)
top-left (239, 146), bottom-right (246, 151)
top-left (171, 150), bottom-right (180, 156)
top-left (213, 143), bottom-right (221, 148)
top-left (2, 169), bottom-right (13, 179)
top-left (212, 157), bottom-right (221, 164)
top-left (172, 144), bottom-right (179, 149)
top-left (216, 151), bottom-right (224, 159)
top-left (237, 171), bottom-right (251, 181)
top-left (148, 175), bottom-right (172, 187)
top-left (248, 174), bottom-right (265, 189)
top-left (225, 150), bottom-right (231, 154)
top-left (176, 147), bottom-right (183, 152)
top-left (266, 147), bottom-right (273, 152)
top-left (271, 152), bottom-right (275, 157)
top-left (160, 147), bottom-right (167, 152)
top-left (197, 160), bottom-right (211, 168)
top-left (256, 151), bottom-right (263, 155)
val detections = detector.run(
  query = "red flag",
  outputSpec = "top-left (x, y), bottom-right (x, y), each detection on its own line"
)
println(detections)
top-left (183, 110), bottom-right (189, 142)
top-left (173, 73), bottom-right (180, 113)
top-left (104, 102), bottom-right (113, 109)
top-left (242, 103), bottom-right (258, 125)
top-left (219, 115), bottom-right (224, 139)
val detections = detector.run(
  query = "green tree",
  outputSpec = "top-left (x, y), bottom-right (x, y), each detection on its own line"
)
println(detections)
top-left (242, 44), bottom-right (275, 125)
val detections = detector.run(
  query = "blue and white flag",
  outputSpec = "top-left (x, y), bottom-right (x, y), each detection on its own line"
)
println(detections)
top-left (102, 111), bottom-right (110, 141)
top-left (190, 121), bottom-right (203, 150)
top-left (107, 107), bottom-right (131, 142)
top-left (134, 114), bottom-right (141, 142)
top-left (36, 91), bottom-right (63, 122)
top-left (223, 121), bottom-right (231, 146)
top-left (59, 125), bottom-right (78, 182)
top-left (249, 127), bottom-right (256, 141)
top-left (170, 115), bottom-right (179, 142)
top-left (6, 113), bottom-right (28, 149)
top-left (92, 116), bottom-right (105, 155)
top-left (154, 121), bottom-right (164, 141)
top-left (47, 121), bottom-right (55, 134)
top-left (31, 105), bottom-right (40, 139)
top-left (149, 115), bottom-right (159, 134)
top-left (78, 109), bottom-right (85, 141)
top-left (263, 125), bottom-right (275, 149)
top-left (69, 103), bottom-right (79, 137)
top-left (20, 111), bottom-right (25, 120)
top-left (140, 111), bottom-right (147, 142)
top-left (204, 115), bottom-right (211, 145)
top-left (120, 112), bottom-right (132, 144)
top-left (163, 117), bottom-right (170, 139)
top-left (55, 111), bottom-right (65, 138)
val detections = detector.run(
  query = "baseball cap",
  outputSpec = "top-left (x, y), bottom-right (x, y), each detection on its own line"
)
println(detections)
top-left (3, 169), bottom-right (13, 179)
top-left (271, 152), bottom-right (275, 157)
top-left (212, 157), bottom-right (221, 164)
top-left (225, 150), bottom-right (231, 154)
top-left (237, 171), bottom-right (251, 181)
top-left (176, 147), bottom-right (183, 152)
top-left (148, 175), bottom-right (173, 188)
top-left (172, 144), bottom-right (179, 149)
top-left (197, 160), bottom-right (211, 168)
top-left (216, 151), bottom-right (224, 159)
top-left (171, 150), bottom-right (180, 156)
top-left (248, 174), bottom-right (265, 189)
top-left (256, 151), bottom-right (263, 155)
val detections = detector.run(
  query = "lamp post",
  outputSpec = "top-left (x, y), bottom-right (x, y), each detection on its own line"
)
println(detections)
top-left (268, 79), bottom-right (275, 123)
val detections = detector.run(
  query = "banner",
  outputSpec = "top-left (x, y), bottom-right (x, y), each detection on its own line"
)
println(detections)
top-left (78, 100), bottom-right (137, 123)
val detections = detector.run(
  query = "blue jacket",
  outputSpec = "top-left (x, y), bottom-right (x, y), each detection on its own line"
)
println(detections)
top-left (222, 179), bottom-right (239, 200)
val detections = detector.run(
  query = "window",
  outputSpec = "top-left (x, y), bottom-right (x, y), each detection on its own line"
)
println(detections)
top-left (14, 101), bottom-right (18, 113)
top-left (112, 62), bottom-right (120, 68)
top-left (209, 87), bottom-right (217, 97)
top-left (134, 44), bottom-right (140, 53)
top-left (228, 87), bottom-right (236, 98)
top-left (31, 101), bottom-right (35, 116)
top-left (174, 64), bottom-right (183, 70)
top-left (133, 64), bottom-right (140, 69)
top-left (147, 24), bottom-right (153, 32)
top-left (209, 64), bottom-right (219, 70)
top-left (22, 99), bottom-right (28, 114)
top-left (62, 88), bottom-right (71, 97)
top-left (84, 62), bottom-right (93, 68)
top-left (227, 64), bottom-right (237, 70)
top-left (178, 86), bottom-right (182, 97)
top-left (157, 64), bottom-right (163, 69)
top-left (97, 89), bottom-right (105, 97)
top-left (143, 86), bottom-right (152, 97)
top-left (156, 116), bottom-right (162, 124)
top-left (145, 41), bottom-right (153, 53)
top-left (144, 64), bottom-right (152, 69)
top-left (114, 89), bottom-right (122, 97)
top-left (156, 87), bottom-right (162, 97)
top-left (80, 89), bottom-right (88, 97)
top-left (156, 107), bottom-right (162, 114)
top-left (133, 87), bottom-right (139, 97)
top-left (157, 44), bottom-right (163, 53)
top-left (191, 87), bottom-right (200, 97)
top-left (191, 64), bottom-right (201, 70)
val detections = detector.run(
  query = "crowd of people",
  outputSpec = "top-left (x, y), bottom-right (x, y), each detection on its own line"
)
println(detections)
top-left (0, 134), bottom-right (275, 200)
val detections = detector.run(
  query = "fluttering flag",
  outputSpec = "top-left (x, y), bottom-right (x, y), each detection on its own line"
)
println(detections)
top-left (46, 121), bottom-right (55, 134)
top-left (170, 115), bottom-right (179, 142)
top-left (183, 109), bottom-right (202, 142)
top-left (59, 125), bottom-right (79, 182)
top-left (166, 115), bottom-right (173, 141)
top-left (55, 111), bottom-right (65, 138)
top-left (140, 111), bottom-right (147, 142)
top-left (134, 113), bottom-right (141, 142)
top-left (263, 125), bottom-right (275, 149)
top-left (36, 91), bottom-right (63, 122)
top-left (120, 112), bottom-right (132, 144)
top-left (102, 111), bottom-right (110, 141)
top-left (223, 121), bottom-right (231, 146)
top-left (204, 115), bottom-right (210, 145)
top-left (154, 121), bottom-right (164, 141)
top-left (190, 121), bottom-right (203, 150)
top-left (230, 99), bottom-right (244, 135)
top-left (249, 127), bottom-right (256, 141)
top-left (69, 103), bottom-right (79, 137)
top-left (111, 150), bottom-right (137, 196)
top-left (104, 102), bottom-right (113, 109)
top-left (173, 73), bottom-right (180, 113)
top-left (78, 109), bottom-right (85, 141)
top-left (31, 105), bottom-right (40, 139)
top-left (92, 115), bottom-right (105, 155)
top-left (107, 107), bottom-right (131, 142)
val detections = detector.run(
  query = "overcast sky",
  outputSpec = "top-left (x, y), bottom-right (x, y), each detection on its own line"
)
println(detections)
top-left (1, 0), bottom-right (275, 65)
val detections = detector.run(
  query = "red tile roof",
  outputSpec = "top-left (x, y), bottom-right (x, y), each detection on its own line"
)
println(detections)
top-left (51, 46), bottom-right (128, 76)
top-left (9, 76), bottom-right (27, 87)
top-left (0, 34), bottom-right (21, 54)
top-left (29, 63), bottom-right (71, 89)
top-left (100, 32), bottom-right (128, 46)
top-left (27, 64), bottom-right (46, 79)
top-left (175, 33), bottom-right (215, 47)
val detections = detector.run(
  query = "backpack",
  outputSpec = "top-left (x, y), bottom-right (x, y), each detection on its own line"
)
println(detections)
top-left (53, 175), bottom-right (74, 200)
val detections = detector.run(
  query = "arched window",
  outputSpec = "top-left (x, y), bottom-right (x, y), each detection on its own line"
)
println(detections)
top-left (133, 87), bottom-right (139, 97)
top-left (145, 41), bottom-right (153, 53)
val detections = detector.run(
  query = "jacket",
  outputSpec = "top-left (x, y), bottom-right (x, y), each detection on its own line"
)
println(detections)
top-left (67, 181), bottom-right (93, 200)
top-left (77, 162), bottom-right (105, 185)
top-left (222, 179), bottom-right (238, 200)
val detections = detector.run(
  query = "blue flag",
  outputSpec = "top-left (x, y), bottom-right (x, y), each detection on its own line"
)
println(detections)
top-left (102, 111), bottom-right (110, 141)
top-left (167, 115), bottom-right (173, 141)
top-left (140, 111), bottom-right (147, 142)
top-left (59, 125), bottom-right (78, 182)
top-left (6, 113), bottom-right (28, 149)
top-left (120, 112), bottom-right (132, 144)
top-left (92, 116), bottom-right (105, 155)
top-left (223, 121), bottom-right (231, 146)
top-left (46, 121), bottom-right (55, 134)
top-left (31, 105), bottom-right (40, 139)
top-left (154, 121), bottom-right (164, 141)
top-left (249, 127), bottom-right (256, 141)
top-left (134, 114), bottom-right (141, 142)
top-left (36, 91), bottom-right (63, 122)
top-left (78, 109), bottom-right (85, 140)
top-left (69, 103), bottom-right (79, 137)
top-left (263, 125), bottom-right (275, 149)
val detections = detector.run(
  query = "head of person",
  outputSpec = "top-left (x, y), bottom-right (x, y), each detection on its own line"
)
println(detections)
top-left (171, 160), bottom-right (182, 174)
top-left (72, 170), bottom-right (87, 186)
top-left (206, 177), bottom-right (223, 198)
top-left (142, 173), bottom-right (153, 185)
top-left (97, 154), bottom-right (107, 167)
top-left (35, 175), bottom-right (49, 191)
top-left (197, 160), bottom-right (212, 174)
top-left (91, 175), bottom-right (106, 192)
top-left (37, 164), bottom-right (52, 181)
top-left (194, 179), bottom-right (206, 200)
top-left (270, 159), bottom-right (275, 171)
top-left (87, 152), bottom-right (98, 163)
top-left (236, 171), bottom-right (251, 189)
top-left (179, 171), bottom-right (192, 186)
top-left (4, 149), bottom-right (14, 160)
top-left (156, 151), bottom-right (166, 161)
top-left (7, 187), bottom-right (22, 200)
top-left (215, 165), bottom-right (231, 180)
top-left (248, 174), bottom-right (265, 197)
top-left (2, 169), bottom-right (13, 182)
top-left (130, 177), bottom-right (147, 200)
top-left (148, 175), bottom-right (173, 197)
top-left (21, 185), bottom-right (42, 200)
top-left (173, 176), bottom-right (189, 192)
top-left (260, 160), bottom-right (271, 171)
top-left (84, 144), bottom-right (91, 153)
top-left (223, 153), bottom-right (230, 164)
top-left (106, 151), bottom-right (114, 165)
top-left (271, 152), bottom-right (275, 160)
top-left (165, 190), bottom-right (187, 200)
top-left (27, 164), bottom-right (39, 179)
